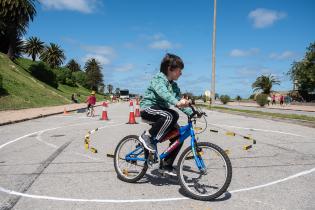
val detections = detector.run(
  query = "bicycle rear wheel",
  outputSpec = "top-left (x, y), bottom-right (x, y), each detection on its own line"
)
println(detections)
top-left (177, 142), bottom-right (232, 201)
top-left (114, 135), bottom-right (148, 183)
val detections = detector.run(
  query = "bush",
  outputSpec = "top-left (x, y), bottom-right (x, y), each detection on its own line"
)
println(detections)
top-left (256, 93), bottom-right (268, 107)
top-left (0, 74), bottom-right (2, 90)
top-left (220, 95), bottom-right (230, 104)
top-left (249, 94), bottom-right (255, 100)
top-left (29, 62), bottom-right (58, 88)
top-left (53, 67), bottom-right (76, 87)
top-left (73, 71), bottom-right (87, 86)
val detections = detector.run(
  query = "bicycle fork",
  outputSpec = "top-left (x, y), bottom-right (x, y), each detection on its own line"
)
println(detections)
top-left (191, 139), bottom-right (207, 174)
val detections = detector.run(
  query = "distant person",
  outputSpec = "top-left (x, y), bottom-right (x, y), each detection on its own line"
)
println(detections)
top-left (86, 91), bottom-right (96, 111)
top-left (280, 95), bottom-right (284, 106)
top-left (267, 95), bottom-right (271, 106)
top-left (71, 93), bottom-right (78, 103)
top-left (272, 94), bottom-right (276, 105)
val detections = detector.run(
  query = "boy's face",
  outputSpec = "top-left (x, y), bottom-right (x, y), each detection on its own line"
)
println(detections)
top-left (168, 67), bottom-right (182, 81)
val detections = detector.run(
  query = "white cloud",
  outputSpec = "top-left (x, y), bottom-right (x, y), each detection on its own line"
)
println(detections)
top-left (149, 40), bottom-right (173, 50)
top-left (269, 51), bottom-right (296, 60)
top-left (81, 45), bottom-right (115, 66)
top-left (82, 54), bottom-right (110, 65)
top-left (248, 8), bottom-right (286, 28)
top-left (81, 45), bottom-right (115, 56)
top-left (114, 64), bottom-right (134, 72)
top-left (39, 0), bottom-right (99, 13)
top-left (230, 48), bottom-right (260, 57)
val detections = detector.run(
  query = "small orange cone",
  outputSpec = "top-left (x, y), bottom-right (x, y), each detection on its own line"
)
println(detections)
top-left (101, 102), bottom-right (109, 120)
top-left (63, 107), bottom-right (69, 115)
top-left (135, 98), bottom-right (140, 117)
top-left (127, 100), bottom-right (137, 124)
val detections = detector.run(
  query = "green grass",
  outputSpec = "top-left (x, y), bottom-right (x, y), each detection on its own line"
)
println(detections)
top-left (0, 53), bottom-right (106, 111)
top-left (196, 104), bottom-right (315, 122)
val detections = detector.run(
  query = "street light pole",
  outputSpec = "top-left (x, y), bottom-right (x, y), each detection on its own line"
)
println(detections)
top-left (211, 0), bottom-right (217, 105)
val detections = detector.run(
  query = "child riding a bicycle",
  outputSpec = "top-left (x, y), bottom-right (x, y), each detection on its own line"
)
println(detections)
top-left (86, 91), bottom-right (96, 114)
top-left (139, 53), bottom-right (193, 175)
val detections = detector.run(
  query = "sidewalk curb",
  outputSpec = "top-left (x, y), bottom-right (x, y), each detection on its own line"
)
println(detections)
top-left (0, 105), bottom-right (101, 127)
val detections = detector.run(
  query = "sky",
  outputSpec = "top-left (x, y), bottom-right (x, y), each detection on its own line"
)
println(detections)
top-left (26, 0), bottom-right (315, 98)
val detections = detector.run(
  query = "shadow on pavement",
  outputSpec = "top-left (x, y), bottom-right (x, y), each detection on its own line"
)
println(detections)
top-left (178, 187), bottom-right (232, 202)
top-left (135, 169), bottom-right (179, 186)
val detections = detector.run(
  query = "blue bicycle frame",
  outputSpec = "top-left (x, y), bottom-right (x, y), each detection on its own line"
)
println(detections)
top-left (125, 120), bottom-right (206, 170)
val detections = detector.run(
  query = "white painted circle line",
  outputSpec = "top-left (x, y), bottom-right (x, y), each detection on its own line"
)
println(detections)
top-left (208, 123), bottom-right (308, 137)
top-left (230, 167), bottom-right (315, 193)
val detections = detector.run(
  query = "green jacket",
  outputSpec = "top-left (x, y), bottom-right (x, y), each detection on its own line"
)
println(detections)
top-left (140, 72), bottom-right (193, 116)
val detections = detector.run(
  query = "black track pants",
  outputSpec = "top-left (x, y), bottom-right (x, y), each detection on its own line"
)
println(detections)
top-left (140, 106), bottom-right (182, 165)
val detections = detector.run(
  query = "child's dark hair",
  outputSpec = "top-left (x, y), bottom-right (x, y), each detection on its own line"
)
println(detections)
top-left (160, 53), bottom-right (184, 75)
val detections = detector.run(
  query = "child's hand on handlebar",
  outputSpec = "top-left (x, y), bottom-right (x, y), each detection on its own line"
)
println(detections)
top-left (176, 98), bottom-right (190, 108)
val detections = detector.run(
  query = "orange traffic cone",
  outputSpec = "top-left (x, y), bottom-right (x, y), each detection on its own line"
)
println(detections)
top-left (127, 100), bottom-right (137, 124)
top-left (63, 107), bottom-right (69, 115)
top-left (135, 98), bottom-right (140, 117)
top-left (101, 102), bottom-right (109, 120)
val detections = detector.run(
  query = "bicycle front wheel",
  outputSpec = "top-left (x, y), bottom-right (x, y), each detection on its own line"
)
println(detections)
top-left (177, 142), bottom-right (232, 201)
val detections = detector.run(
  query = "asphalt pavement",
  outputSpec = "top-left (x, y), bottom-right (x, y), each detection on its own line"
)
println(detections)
top-left (0, 102), bottom-right (314, 210)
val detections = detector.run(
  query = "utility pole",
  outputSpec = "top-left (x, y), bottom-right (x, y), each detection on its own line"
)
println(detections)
top-left (211, 0), bottom-right (217, 105)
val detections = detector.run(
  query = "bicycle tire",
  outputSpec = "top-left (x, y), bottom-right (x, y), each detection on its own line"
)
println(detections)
top-left (177, 142), bottom-right (232, 201)
top-left (114, 135), bottom-right (148, 183)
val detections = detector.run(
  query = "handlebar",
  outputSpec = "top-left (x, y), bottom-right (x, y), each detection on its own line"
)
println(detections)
top-left (189, 104), bottom-right (207, 119)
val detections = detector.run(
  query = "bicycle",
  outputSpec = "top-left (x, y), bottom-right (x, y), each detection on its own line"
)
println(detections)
top-left (86, 105), bottom-right (95, 117)
top-left (113, 105), bottom-right (232, 201)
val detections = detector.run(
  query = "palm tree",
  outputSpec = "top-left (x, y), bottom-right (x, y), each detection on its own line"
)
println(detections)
top-left (40, 43), bottom-right (66, 69)
top-left (13, 36), bottom-right (25, 59)
top-left (24, 36), bottom-right (44, 61)
top-left (252, 74), bottom-right (280, 94)
top-left (0, 0), bottom-right (37, 59)
top-left (66, 59), bottom-right (81, 72)
top-left (84, 58), bottom-right (103, 90)
top-left (107, 84), bottom-right (113, 94)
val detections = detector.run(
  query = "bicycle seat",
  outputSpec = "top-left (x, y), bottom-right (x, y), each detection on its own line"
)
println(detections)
top-left (140, 119), bottom-right (155, 125)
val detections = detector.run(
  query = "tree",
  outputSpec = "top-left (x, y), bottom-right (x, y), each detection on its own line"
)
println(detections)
top-left (24, 36), bottom-right (44, 61)
top-left (115, 88), bottom-right (120, 95)
top-left (252, 74), bottom-right (280, 94)
top-left (40, 43), bottom-right (65, 69)
top-left (66, 59), bottom-right (81, 72)
top-left (0, 0), bottom-right (37, 59)
top-left (288, 42), bottom-right (315, 101)
top-left (107, 84), bottom-right (113, 94)
top-left (236, 95), bottom-right (242, 101)
top-left (84, 58), bottom-right (104, 90)
top-left (220, 95), bottom-right (230, 104)
top-left (13, 36), bottom-right (25, 59)
top-left (72, 71), bottom-right (86, 87)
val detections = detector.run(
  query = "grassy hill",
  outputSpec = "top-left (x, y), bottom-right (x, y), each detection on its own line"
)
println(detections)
top-left (0, 53), bottom-right (105, 111)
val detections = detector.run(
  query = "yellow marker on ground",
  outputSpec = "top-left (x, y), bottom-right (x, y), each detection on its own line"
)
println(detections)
top-left (123, 169), bottom-right (129, 176)
top-left (198, 150), bottom-right (204, 156)
top-left (243, 145), bottom-right (252, 150)
top-left (90, 147), bottom-right (98, 153)
top-left (224, 149), bottom-right (230, 155)
top-left (107, 154), bottom-right (114, 158)
top-left (226, 131), bottom-right (236, 136)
